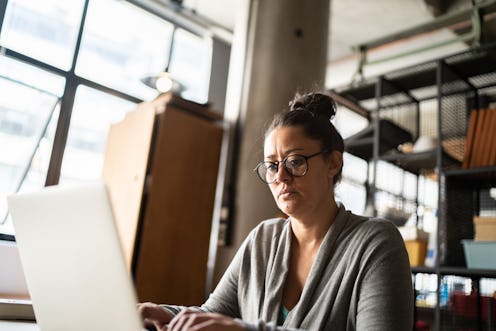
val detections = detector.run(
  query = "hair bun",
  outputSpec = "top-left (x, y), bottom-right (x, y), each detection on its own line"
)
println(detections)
top-left (289, 92), bottom-right (336, 120)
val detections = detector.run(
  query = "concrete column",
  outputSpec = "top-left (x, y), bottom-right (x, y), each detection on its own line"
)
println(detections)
top-left (215, 0), bottom-right (330, 283)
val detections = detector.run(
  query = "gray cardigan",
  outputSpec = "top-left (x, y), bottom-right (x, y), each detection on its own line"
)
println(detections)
top-left (163, 205), bottom-right (414, 330)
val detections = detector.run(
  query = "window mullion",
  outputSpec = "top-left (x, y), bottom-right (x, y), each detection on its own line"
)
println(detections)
top-left (44, 79), bottom-right (77, 186)
top-left (0, 0), bottom-right (7, 34)
top-left (44, 0), bottom-right (90, 185)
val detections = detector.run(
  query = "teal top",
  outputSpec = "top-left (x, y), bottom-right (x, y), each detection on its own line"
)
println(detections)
top-left (278, 305), bottom-right (290, 325)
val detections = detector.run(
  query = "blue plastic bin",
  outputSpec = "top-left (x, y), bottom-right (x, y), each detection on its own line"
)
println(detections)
top-left (462, 240), bottom-right (496, 270)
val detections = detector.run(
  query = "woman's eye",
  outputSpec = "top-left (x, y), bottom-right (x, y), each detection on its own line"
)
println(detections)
top-left (288, 157), bottom-right (304, 168)
top-left (266, 163), bottom-right (278, 172)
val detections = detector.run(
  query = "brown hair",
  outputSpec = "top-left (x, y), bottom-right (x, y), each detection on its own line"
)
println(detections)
top-left (266, 92), bottom-right (344, 183)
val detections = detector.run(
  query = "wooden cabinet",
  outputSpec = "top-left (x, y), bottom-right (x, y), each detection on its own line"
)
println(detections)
top-left (102, 93), bottom-right (223, 306)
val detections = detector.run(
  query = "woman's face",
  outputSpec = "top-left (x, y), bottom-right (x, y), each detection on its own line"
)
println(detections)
top-left (264, 125), bottom-right (339, 218)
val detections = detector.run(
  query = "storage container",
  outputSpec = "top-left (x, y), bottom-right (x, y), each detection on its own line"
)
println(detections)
top-left (404, 240), bottom-right (428, 267)
top-left (450, 292), bottom-right (496, 320)
top-left (462, 240), bottom-right (496, 269)
top-left (473, 216), bottom-right (496, 241)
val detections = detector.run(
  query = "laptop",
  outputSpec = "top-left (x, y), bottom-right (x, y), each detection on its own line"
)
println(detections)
top-left (7, 182), bottom-right (145, 331)
top-left (0, 239), bottom-right (35, 321)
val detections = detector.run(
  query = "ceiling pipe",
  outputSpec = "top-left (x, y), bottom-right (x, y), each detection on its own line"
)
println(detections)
top-left (354, 0), bottom-right (494, 51)
top-left (352, 0), bottom-right (496, 79)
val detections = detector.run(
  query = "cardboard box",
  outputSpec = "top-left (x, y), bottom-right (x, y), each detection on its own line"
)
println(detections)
top-left (404, 240), bottom-right (428, 267)
top-left (474, 216), bottom-right (496, 241)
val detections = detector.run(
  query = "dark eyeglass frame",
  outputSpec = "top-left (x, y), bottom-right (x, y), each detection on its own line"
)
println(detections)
top-left (254, 150), bottom-right (327, 184)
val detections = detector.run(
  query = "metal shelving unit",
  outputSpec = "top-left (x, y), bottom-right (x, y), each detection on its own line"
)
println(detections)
top-left (331, 42), bottom-right (496, 331)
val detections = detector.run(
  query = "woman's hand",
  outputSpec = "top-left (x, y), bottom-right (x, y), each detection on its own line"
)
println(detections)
top-left (168, 309), bottom-right (244, 331)
top-left (138, 302), bottom-right (174, 331)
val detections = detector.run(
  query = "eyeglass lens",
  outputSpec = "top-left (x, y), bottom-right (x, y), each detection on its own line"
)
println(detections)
top-left (258, 155), bottom-right (308, 183)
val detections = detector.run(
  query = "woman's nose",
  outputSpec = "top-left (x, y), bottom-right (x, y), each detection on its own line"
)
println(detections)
top-left (274, 164), bottom-right (291, 183)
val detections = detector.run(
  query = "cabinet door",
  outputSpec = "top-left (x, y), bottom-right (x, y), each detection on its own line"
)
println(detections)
top-left (102, 106), bottom-right (155, 270)
top-left (134, 106), bottom-right (223, 306)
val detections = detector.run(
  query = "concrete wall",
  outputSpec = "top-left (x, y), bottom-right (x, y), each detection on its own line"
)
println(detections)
top-left (214, 0), bottom-right (330, 285)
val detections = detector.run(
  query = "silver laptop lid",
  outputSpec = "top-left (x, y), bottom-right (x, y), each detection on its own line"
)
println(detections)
top-left (0, 240), bottom-right (35, 321)
top-left (0, 240), bottom-right (30, 299)
top-left (7, 182), bottom-right (143, 331)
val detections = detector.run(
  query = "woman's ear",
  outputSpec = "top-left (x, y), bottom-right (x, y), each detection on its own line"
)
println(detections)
top-left (327, 151), bottom-right (343, 179)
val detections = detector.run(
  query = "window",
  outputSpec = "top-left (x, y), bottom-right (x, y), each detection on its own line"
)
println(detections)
top-left (0, 0), bottom-right (85, 70)
top-left (0, 59), bottom-right (63, 234)
top-left (0, 55), bottom-right (66, 97)
top-left (76, 0), bottom-right (174, 100)
top-left (336, 153), bottom-right (368, 214)
top-left (334, 106), bottom-right (369, 214)
top-left (168, 28), bottom-right (212, 104)
top-left (0, 0), bottom-right (217, 237)
top-left (59, 85), bottom-right (136, 184)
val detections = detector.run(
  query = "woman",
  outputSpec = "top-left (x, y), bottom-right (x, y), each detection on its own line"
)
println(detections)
top-left (140, 92), bottom-right (413, 331)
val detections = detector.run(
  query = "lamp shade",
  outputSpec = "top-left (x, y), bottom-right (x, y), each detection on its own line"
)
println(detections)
top-left (141, 72), bottom-right (184, 94)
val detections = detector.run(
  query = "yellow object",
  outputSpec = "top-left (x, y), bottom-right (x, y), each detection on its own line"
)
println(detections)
top-left (404, 240), bottom-right (428, 267)
top-left (474, 216), bottom-right (496, 241)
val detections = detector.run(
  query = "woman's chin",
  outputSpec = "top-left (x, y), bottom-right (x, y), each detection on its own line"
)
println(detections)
top-left (278, 201), bottom-right (299, 217)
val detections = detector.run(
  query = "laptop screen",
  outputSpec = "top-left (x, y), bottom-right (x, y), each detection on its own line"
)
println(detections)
top-left (7, 182), bottom-right (144, 331)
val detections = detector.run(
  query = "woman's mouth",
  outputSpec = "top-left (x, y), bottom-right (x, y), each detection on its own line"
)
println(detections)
top-left (279, 189), bottom-right (296, 199)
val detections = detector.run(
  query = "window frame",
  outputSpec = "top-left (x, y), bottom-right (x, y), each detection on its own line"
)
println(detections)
top-left (0, 0), bottom-right (213, 187)
top-left (0, 0), bottom-right (218, 236)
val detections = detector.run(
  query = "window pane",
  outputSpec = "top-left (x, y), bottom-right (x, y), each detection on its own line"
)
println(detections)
top-left (0, 0), bottom-right (85, 70)
top-left (0, 77), bottom-right (60, 235)
top-left (336, 180), bottom-right (366, 215)
top-left (59, 85), bottom-right (137, 184)
top-left (419, 175), bottom-right (438, 208)
top-left (376, 161), bottom-right (403, 195)
top-left (75, 0), bottom-right (173, 100)
top-left (342, 152), bottom-right (368, 184)
top-left (403, 172), bottom-right (417, 200)
top-left (0, 55), bottom-right (66, 97)
top-left (168, 28), bottom-right (212, 104)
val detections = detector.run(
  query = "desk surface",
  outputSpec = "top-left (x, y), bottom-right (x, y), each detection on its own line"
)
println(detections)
top-left (0, 320), bottom-right (38, 330)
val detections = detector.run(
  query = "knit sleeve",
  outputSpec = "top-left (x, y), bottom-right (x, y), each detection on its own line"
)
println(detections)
top-left (199, 229), bottom-right (256, 317)
top-left (355, 221), bottom-right (414, 330)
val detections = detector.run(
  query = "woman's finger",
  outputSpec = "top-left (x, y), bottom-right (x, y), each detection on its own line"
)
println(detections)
top-left (168, 308), bottom-right (196, 331)
top-left (138, 302), bottom-right (172, 327)
top-left (169, 312), bottom-right (243, 331)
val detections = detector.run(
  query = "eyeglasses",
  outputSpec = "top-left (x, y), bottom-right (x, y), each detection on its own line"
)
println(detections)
top-left (254, 150), bottom-right (327, 184)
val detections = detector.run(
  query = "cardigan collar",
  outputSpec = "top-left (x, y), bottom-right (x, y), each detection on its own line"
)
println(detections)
top-left (261, 204), bottom-right (353, 327)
